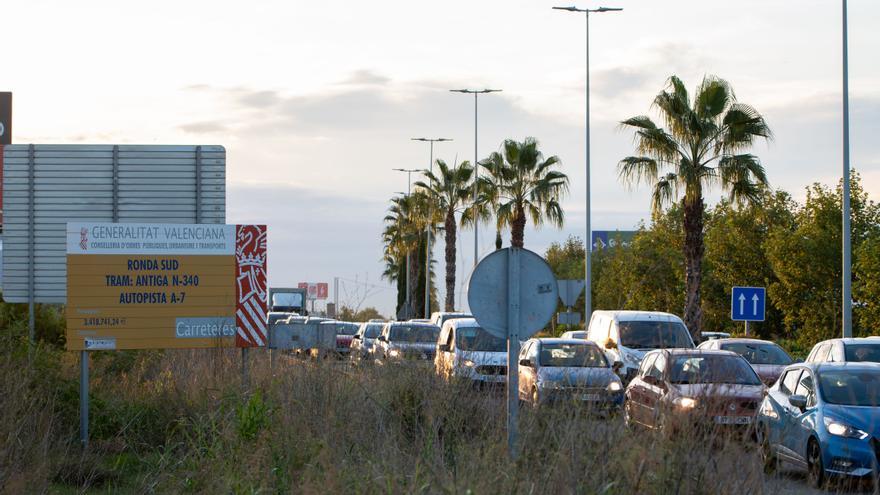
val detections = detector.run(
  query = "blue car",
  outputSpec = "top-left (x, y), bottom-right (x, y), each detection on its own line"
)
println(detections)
top-left (756, 362), bottom-right (880, 489)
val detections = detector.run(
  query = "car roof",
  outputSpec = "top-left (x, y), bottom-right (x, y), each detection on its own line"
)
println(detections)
top-left (815, 337), bottom-right (880, 345)
top-left (387, 321), bottom-right (439, 328)
top-left (714, 338), bottom-right (778, 346)
top-left (593, 310), bottom-right (682, 322)
top-left (661, 348), bottom-right (740, 357)
top-left (444, 317), bottom-right (480, 330)
top-left (790, 361), bottom-right (880, 372)
top-left (534, 337), bottom-right (599, 346)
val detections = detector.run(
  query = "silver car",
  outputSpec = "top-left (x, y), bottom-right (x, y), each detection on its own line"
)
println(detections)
top-left (350, 321), bottom-right (384, 361)
top-left (518, 338), bottom-right (624, 409)
top-left (372, 321), bottom-right (440, 363)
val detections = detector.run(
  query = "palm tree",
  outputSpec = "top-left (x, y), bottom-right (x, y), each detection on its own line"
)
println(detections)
top-left (477, 137), bottom-right (568, 248)
top-left (415, 159), bottom-right (473, 312)
top-left (463, 154), bottom-right (510, 251)
top-left (618, 75), bottom-right (771, 340)
top-left (382, 193), bottom-right (428, 318)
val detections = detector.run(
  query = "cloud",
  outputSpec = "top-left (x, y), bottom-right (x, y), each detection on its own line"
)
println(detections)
top-left (179, 121), bottom-right (228, 134)
top-left (338, 69), bottom-right (391, 86)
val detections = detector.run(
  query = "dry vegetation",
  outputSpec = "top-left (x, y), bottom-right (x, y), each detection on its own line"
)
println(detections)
top-left (0, 330), bottom-right (840, 494)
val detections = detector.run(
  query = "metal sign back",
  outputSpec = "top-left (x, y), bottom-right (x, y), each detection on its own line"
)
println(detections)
top-left (467, 247), bottom-right (558, 339)
top-left (557, 279), bottom-right (585, 307)
top-left (557, 311), bottom-right (581, 325)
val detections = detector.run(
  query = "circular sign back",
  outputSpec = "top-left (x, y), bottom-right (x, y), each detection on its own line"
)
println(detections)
top-left (466, 247), bottom-right (558, 340)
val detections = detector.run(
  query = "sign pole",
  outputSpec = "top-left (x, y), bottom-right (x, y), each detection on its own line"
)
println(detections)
top-left (744, 321), bottom-right (749, 337)
top-left (80, 350), bottom-right (89, 448)
top-left (507, 248), bottom-right (521, 460)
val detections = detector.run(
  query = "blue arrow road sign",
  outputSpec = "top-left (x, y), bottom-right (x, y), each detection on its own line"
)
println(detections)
top-left (731, 286), bottom-right (766, 322)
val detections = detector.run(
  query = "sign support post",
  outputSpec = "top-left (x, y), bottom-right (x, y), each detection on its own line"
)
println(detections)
top-left (745, 321), bottom-right (750, 337)
top-left (241, 347), bottom-right (250, 391)
top-left (80, 350), bottom-right (89, 448)
top-left (507, 248), bottom-right (521, 459)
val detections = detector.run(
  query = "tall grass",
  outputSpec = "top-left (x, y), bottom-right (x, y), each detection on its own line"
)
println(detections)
top-left (0, 333), bottom-right (824, 494)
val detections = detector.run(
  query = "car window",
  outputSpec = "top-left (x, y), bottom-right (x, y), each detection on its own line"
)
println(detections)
top-left (668, 355), bottom-right (762, 385)
top-left (780, 369), bottom-right (802, 395)
top-left (843, 343), bottom-right (880, 363)
top-left (819, 369), bottom-right (880, 406)
top-left (813, 343), bottom-right (831, 363)
top-left (456, 326), bottom-right (506, 352)
top-left (639, 354), bottom-right (657, 377)
top-left (618, 320), bottom-right (693, 349)
top-left (721, 342), bottom-right (793, 365)
top-left (794, 370), bottom-right (815, 406)
top-left (539, 343), bottom-right (608, 368)
top-left (527, 342), bottom-right (539, 362)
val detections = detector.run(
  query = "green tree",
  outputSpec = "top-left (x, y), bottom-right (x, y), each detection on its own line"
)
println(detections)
top-left (618, 75), bottom-right (772, 340)
top-left (465, 152), bottom-right (510, 250)
top-left (415, 159), bottom-right (473, 311)
top-left (478, 137), bottom-right (568, 248)
top-left (702, 190), bottom-right (796, 338)
top-left (382, 192), bottom-right (431, 318)
top-left (766, 173), bottom-right (879, 345)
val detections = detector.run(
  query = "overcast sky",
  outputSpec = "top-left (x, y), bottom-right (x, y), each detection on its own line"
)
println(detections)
top-left (5, 0), bottom-right (879, 317)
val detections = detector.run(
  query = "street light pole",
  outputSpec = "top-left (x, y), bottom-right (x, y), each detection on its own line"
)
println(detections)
top-left (393, 168), bottom-right (420, 319)
top-left (412, 138), bottom-right (452, 317)
top-left (450, 88), bottom-right (502, 268)
top-left (842, 0), bottom-right (852, 338)
top-left (553, 5), bottom-right (622, 324)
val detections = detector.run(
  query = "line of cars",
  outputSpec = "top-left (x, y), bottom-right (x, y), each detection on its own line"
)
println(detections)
top-left (337, 310), bottom-right (880, 489)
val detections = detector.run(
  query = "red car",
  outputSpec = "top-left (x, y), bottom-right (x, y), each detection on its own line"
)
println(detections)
top-left (624, 349), bottom-right (766, 435)
top-left (698, 338), bottom-right (793, 386)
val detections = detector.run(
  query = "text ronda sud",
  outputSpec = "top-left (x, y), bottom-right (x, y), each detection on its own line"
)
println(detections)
top-left (109, 258), bottom-right (201, 304)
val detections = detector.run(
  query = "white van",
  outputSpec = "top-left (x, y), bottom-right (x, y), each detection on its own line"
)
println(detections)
top-left (435, 318), bottom-right (507, 385)
top-left (586, 311), bottom-right (694, 382)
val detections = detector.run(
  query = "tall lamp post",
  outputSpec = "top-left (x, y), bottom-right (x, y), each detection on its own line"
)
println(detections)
top-left (393, 168), bottom-right (420, 318)
top-left (842, 0), bottom-right (852, 338)
top-left (412, 137), bottom-right (452, 317)
top-left (553, 5), bottom-right (622, 323)
top-left (449, 88), bottom-right (502, 269)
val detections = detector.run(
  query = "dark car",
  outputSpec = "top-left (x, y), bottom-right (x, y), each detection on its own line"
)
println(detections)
top-left (624, 349), bottom-right (766, 435)
top-left (698, 338), bottom-right (793, 386)
top-left (372, 322), bottom-right (440, 363)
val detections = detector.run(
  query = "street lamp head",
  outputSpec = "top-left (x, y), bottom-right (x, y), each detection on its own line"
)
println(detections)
top-left (596, 7), bottom-right (623, 12)
top-left (552, 6), bottom-right (581, 11)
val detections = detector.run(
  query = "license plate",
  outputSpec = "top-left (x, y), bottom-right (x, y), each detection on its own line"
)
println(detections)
top-left (714, 415), bottom-right (752, 425)
top-left (580, 394), bottom-right (602, 401)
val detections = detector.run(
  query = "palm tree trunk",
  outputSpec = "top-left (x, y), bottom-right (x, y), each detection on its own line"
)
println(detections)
top-left (495, 226), bottom-right (502, 250)
top-left (408, 250), bottom-right (421, 318)
top-left (444, 209), bottom-right (457, 311)
top-left (511, 203), bottom-right (526, 248)
top-left (683, 195), bottom-right (704, 342)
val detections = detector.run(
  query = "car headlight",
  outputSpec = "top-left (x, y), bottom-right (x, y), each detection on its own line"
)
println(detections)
top-left (537, 380), bottom-right (561, 390)
top-left (607, 380), bottom-right (623, 392)
top-left (824, 418), bottom-right (869, 440)
top-left (388, 349), bottom-right (401, 358)
top-left (461, 359), bottom-right (476, 367)
top-left (673, 397), bottom-right (697, 409)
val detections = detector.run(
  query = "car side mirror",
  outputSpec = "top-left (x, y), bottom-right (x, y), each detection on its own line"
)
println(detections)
top-left (612, 361), bottom-right (623, 372)
top-left (438, 343), bottom-right (450, 352)
top-left (519, 358), bottom-right (532, 367)
top-left (789, 394), bottom-right (807, 411)
top-left (604, 339), bottom-right (617, 350)
top-left (353, 335), bottom-right (361, 340)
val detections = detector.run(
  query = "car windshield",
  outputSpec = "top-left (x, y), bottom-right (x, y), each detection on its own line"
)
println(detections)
top-left (389, 325), bottom-right (440, 343)
top-left (721, 343), bottom-right (792, 365)
top-left (364, 324), bottom-right (382, 339)
top-left (337, 324), bottom-right (358, 335)
top-left (819, 370), bottom-right (880, 406)
top-left (271, 292), bottom-right (303, 310)
top-left (669, 355), bottom-right (762, 385)
top-left (539, 343), bottom-right (608, 368)
top-left (619, 320), bottom-right (692, 349)
top-left (843, 343), bottom-right (880, 363)
top-left (455, 326), bottom-right (506, 352)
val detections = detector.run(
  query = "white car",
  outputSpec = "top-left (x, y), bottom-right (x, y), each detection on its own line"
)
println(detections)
top-left (435, 318), bottom-right (507, 385)
top-left (430, 311), bottom-right (473, 331)
top-left (585, 310), bottom-right (695, 382)
top-left (560, 330), bottom-right (588, 340)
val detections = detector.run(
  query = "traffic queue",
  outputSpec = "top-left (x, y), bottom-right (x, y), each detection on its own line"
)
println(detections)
top-left (331, 310), bottom-right (880, 490)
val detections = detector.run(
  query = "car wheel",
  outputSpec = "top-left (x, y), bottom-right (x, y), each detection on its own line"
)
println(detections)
top-left (757, 424), bottom-right (776, 474)
top-left (806, 438), bottom-right (825, 489)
